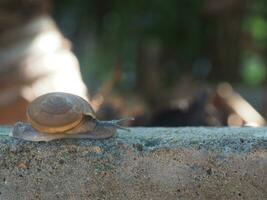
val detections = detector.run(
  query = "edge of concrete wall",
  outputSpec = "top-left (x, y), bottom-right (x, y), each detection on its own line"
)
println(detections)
top-left (0, 127), bottom-right (267, 199)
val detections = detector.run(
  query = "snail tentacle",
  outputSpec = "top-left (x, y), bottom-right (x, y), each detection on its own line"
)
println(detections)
top-left (95, 117), bottom-right (134, 132)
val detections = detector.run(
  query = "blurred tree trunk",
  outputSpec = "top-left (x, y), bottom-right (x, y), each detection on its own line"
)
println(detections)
top-left (202, 0), bottom-right (247, 82)
top-left (0, 0), bottom-right (88, 124)
top-left (0, 0), bottom-right (51, 31)
top-left (0, 0), bottom-right (51, 124)
top-left (136, 39), bottom-right (164, 109)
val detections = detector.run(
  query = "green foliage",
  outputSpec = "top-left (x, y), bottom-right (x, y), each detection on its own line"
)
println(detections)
top-left (245, 16), bottom-right (267, 40)
top-left (241, 54), bottom-right (266, 85)
top-left (242, 4), bottom-right (267, 86)
top-left (53, 0), bottom-right (203, 89)
top-left (52, 0), bottom-right (267, 89)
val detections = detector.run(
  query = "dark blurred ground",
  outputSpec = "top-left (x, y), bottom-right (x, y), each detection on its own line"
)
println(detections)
top-left (1, 0), bottom-right (267, 127)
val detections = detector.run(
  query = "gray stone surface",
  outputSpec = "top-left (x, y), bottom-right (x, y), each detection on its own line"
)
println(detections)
top-left (0, 127), bottom-right (267, 200)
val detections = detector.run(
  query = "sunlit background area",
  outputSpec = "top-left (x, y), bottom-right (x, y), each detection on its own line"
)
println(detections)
top-left (1, 0), bottom-right (267, 127)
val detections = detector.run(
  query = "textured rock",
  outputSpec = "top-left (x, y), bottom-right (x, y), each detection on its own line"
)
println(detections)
top-left (0, 127), bottom-right (267, 200)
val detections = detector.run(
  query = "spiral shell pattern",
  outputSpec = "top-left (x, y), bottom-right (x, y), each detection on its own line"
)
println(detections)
top-left (27, 92), bottom-right (94, 133)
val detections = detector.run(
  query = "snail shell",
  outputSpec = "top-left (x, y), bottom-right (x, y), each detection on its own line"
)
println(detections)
top-left (12, 92), bottom-right (133, 141)
top-left (27, 92), bottom-right (95, 134)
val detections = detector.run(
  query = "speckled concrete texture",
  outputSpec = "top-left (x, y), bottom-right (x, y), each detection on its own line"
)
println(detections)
top-left (0, 127), bottom-right (267, 199)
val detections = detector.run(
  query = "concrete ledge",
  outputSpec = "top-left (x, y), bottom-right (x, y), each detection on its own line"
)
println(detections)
top-left (0, 127), bottom-right (267, 199)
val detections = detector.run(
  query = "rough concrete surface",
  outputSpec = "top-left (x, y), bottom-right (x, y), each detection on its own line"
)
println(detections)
top-left (0, 127), bottom-right (267, 200)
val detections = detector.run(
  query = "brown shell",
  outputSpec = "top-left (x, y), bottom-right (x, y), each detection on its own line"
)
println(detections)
top-left (27, 92), bottom-right (95, 134)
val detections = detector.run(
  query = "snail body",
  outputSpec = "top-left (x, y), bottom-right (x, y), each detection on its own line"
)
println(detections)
top-left (12, 92), bottom-right (133, 141)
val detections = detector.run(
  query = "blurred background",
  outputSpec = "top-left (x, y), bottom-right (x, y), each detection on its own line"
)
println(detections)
top-left (1, 0), bottom-right (267, 127)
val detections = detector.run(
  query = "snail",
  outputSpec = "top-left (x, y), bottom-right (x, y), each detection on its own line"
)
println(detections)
top-left (12, 92), bottom-right (133, 141)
